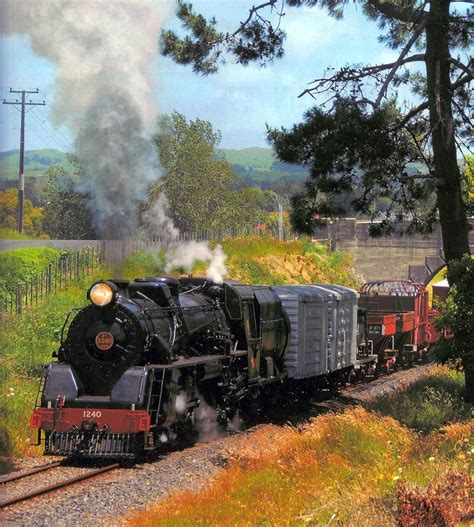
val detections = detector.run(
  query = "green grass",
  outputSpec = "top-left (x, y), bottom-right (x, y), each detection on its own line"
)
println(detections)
top-left (0, 275), bottom-right (101, 462)
top-left (0, 228), bottom-right (50, 240)
top-left (108, 250), bottom-right (166, 280)
top-left (365, 367), bottom-right (471, 433)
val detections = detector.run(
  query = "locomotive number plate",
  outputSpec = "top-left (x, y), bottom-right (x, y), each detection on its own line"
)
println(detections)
top-left (95, 331), bottom-right (114, 350)
top-left (83, 410), bottom-right (102, 418)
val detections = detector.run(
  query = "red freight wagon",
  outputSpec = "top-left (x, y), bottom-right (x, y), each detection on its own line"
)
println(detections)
top-left (358, 280), bottom-right (430, 366)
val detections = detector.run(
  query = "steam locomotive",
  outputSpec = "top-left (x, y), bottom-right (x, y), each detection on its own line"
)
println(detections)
top-left (30, 276), bottom-right (437, 459)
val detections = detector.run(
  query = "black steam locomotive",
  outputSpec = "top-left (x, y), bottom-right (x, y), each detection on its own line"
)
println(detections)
top-left (31, 276), bottom-right (294, 458)
top-left (30, 275), bottom-right (432, 459)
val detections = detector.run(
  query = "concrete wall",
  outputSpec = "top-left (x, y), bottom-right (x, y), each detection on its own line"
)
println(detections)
top-left (313, 218), bottom-right (474, 282)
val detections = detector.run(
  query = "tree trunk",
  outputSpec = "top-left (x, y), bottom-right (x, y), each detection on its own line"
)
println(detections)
top-left (425, 0), bottom-right (472, 402)
top-left (425, 0), bottom-right (470, 262)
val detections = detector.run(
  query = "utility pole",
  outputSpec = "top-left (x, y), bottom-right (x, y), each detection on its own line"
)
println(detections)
top-left (278, 203), bottom-right (284, 241)
top-left (3, 89), bottom-right (45, 233)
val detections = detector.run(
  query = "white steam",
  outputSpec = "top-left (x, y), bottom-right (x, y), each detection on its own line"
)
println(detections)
top-left (141, 194), bottom-right (180, 239)
top-left (1, 0), bottom-right (174, 238)
top-left (194, 399), bottom-right (223, 443)
top-left (165, 241), bottom-right (228, 283)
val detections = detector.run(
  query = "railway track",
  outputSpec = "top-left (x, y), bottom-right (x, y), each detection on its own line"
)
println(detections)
top-left (0, 463), bottom-right (119, 509)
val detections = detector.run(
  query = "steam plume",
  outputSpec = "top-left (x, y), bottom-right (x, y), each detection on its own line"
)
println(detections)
top-left (165, 241), bottom-right (228, 283)
top-left (1, 0), bottom-right (174, 238)
top-left (141, 194), bottom-right (180, 239)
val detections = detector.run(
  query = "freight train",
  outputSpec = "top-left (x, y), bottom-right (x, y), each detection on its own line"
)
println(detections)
top-left (30, 276), bottom-right (440, 459)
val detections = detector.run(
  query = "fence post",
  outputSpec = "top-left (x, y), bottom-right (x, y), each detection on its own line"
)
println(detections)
top-left (16, 284), bottom-right (22, 315)
top-left (48, 264), bottom-right (52, 294)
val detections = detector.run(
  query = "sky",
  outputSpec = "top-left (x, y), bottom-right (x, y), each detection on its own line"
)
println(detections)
top-left (0, 0), bottom-right (400, 153)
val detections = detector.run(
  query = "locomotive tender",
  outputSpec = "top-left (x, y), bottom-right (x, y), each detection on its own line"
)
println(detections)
top-left (30, 276), bottom-right (433, 459)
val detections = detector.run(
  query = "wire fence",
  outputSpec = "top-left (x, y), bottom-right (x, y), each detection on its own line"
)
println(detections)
top-left (0, 246), bottom-right (102, 318)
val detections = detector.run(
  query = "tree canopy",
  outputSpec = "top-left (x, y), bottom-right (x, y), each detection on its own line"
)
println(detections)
top-left (162, 1), bottom-right (473, 401)
top-left (0, 188), bottom-right (44, 237)
top-left (162, 0), bottom-right (472, 261)
top-left (152, 112), bottom-right (279, 233)
top-left (42, 165), bottom-right (96, 240)
top-left (153, 112), bottom-right (236, 232)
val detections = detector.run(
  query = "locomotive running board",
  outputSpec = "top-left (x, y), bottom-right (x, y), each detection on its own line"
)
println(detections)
top-left (149, 353), bottom-right (234, 370)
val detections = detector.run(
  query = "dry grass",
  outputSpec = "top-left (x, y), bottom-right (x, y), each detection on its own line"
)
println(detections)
top-left (222, 236), bottom-right (359, 288)
top-left (126, 367), bottom-right (473, 527)
top-left (126, 407), bottom-right (472, 526)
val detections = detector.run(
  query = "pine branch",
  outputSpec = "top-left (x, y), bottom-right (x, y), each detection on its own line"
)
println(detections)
top-left (366, 0), bottom-right (427, 23)
top-left (374, 19), bottom-right (427, 107)
top-left (299, 54), bottom-right (425, 98)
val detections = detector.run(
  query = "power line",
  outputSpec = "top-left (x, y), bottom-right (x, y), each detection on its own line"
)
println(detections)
top-left (35, 106), bottom-right (72, 146)
top-left (37, 89), bottom-right (74, 141)
top-left (3, 88), bottom-right (46, 233)
top-left (29, 110), bottom-right (70, 151)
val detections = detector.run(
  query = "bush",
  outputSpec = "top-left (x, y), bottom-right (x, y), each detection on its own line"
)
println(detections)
top-left (0, 248), bottom-right (66, 303)
top-left (431, 256), bottom-right (474, 402)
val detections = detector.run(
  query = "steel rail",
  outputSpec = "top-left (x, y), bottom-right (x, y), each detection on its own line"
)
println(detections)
top-left (0, 461), bottom-right (64, 485)
top-left (0, 463), bottom-right (119, 509)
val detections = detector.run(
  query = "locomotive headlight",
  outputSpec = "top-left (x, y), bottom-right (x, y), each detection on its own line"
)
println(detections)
top-left (88, 281), bottom-right (117, 307)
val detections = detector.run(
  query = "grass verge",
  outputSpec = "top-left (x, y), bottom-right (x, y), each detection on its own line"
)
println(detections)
top-left (365, 367), bottom-right (470, 433)
top-left (0, 276), bottom-right (101, 465)
top-left (126, 367), bottom-right (472, 527)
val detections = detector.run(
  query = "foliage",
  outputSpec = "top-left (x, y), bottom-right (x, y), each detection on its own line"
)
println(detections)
top-left (0, 188), bottom-right (45, 236)
top-left (152, 112), bottom-right (236, 232)
top-left (463, 155), bottom-right (474, 215)
top-left (161, 0), bottom-right (473, 400)
top-left (267, 101), bottom-right (436, 235)
top-left (152, 113), bottom-right (283, 233)
top-left (431, 256), bottom-right (474, 400)
top-left (127, 369), bottom-right (472, 526)
top-left (161, 1), bottom-right (285, 74)
top-left (0, 247), bottom-right (64, 294)
top-left (42, 165), bottom-right (96, 239)
top-left (161, 0), bottom-right (472, 262)
top-left (109, 250), bottom-right (166, 280)
top-left (218, 188), bottom-right (267, 230)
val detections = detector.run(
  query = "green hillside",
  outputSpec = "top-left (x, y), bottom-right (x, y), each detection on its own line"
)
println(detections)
top-left (0, 147), bottom-right (308, 192)
top-left (219, 146), bottom-right (308, 184)
top-left (0, 149), bottom-right (73, 180)
top-left (219, 147), bottom-right (277, 171)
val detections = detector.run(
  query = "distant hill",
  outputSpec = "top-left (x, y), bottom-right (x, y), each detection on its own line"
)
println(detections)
top-left (0, 149), bottom-right (73, 181)
top-left (219, 147), bottom-right (277, 171)
top-left (0, 147), bottom-right (307, 187)
top-left (219, 147), bottom-right (308, 185)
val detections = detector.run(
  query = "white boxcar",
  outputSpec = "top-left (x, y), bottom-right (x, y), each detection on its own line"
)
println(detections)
top-left (273, 284), bottom-right (358, 379)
